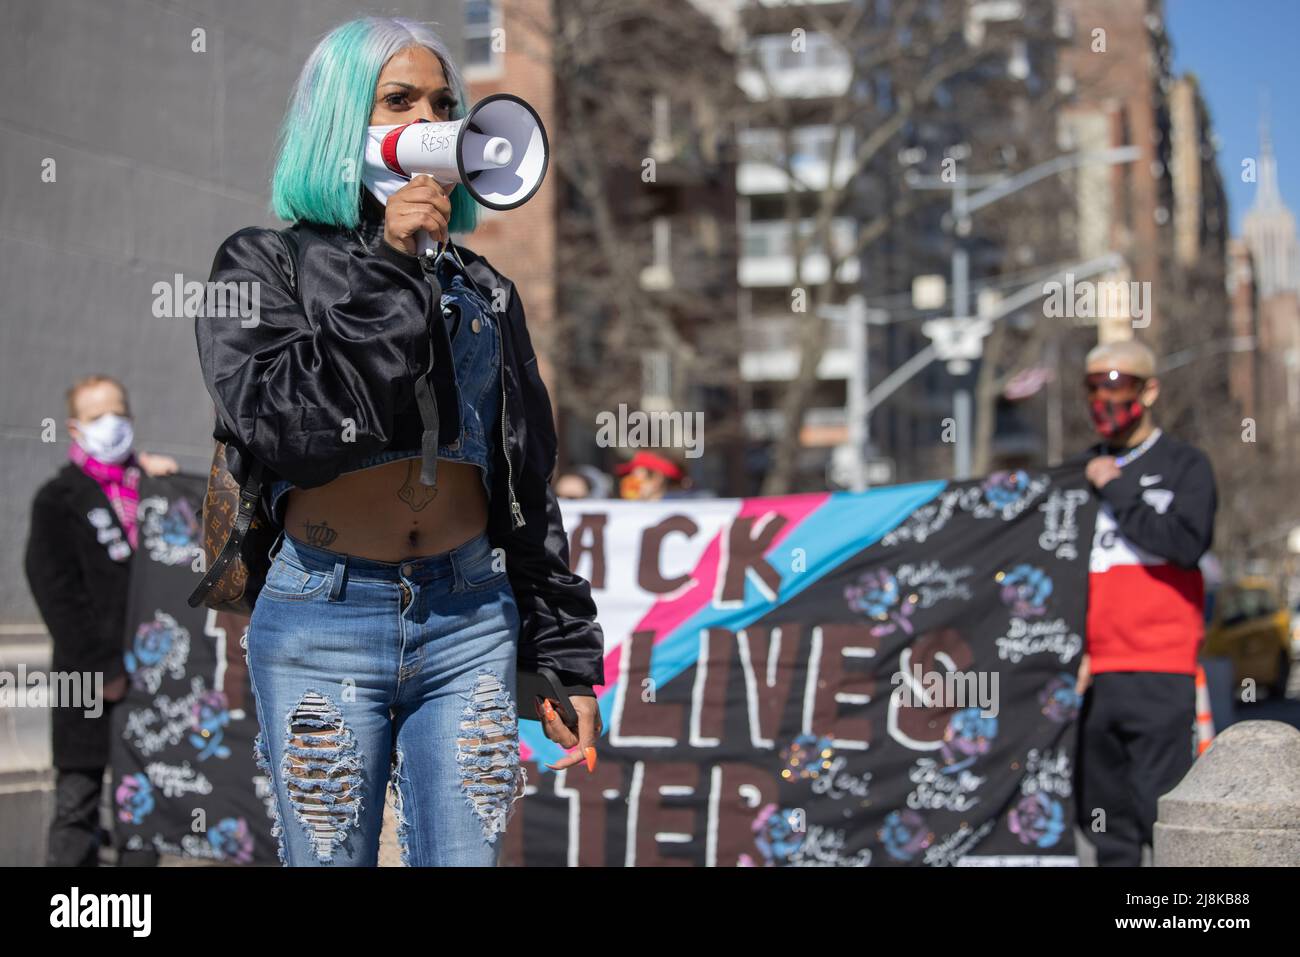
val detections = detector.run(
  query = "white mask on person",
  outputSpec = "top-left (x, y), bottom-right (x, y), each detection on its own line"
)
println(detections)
top-left (360, 122), bottom-right (414, 208)
top-left (360, 121), bottom-right (452, 260)
top-left (74, 412), bottom-right (134, 464)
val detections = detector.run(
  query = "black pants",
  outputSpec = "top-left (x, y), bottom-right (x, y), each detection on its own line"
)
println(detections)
top-left (1075, 671), bottom-right (1195, 866)
top-left (47, 767), bottom-right (106, 867)
top-left (47, 767), bottom-right (160, 867)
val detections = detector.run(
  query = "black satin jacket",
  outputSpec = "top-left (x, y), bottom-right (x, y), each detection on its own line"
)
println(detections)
top-left (194, 192), bottom-right (604, 690)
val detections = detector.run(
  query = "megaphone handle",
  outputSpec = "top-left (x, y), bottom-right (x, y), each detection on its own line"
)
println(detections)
top-left (418, 228), bottom-right (438, 259)
top-left (411, 173), bottom-right (453, 258)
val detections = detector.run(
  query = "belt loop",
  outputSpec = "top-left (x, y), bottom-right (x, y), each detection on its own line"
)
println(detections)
top-left (450, 547), bottom-right (462, 591)
top-left (268, 529), bottom-right (286, 563)
top-left (328, 558), bottom-right (347, 601)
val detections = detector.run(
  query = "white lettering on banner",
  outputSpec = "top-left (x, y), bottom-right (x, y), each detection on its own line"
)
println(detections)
top-left (923, 819), bottom-right (998, 866)
top-left (689, 628), bottom-right (723, 749)
top-left (736, 626), bottom-right (779, 749)
top-left (712, 510), bottom-right (783, 609)
top-left (995, 618), bottom-right (1083, 664)
top-left (906, 757), bottom-right (986, 812)
top-left (609, 632), bottom-right (679, 749)
top-left (543, 490), bottom-right (1089, 866)
top-left (895, 561), bottom-right (976, 607)
top-left (808, 755), bottom-right (872, 800)
top-left (144, 760), bottom-right (215, 800)
top-left (1021, 747), bottom-right (1073, 799)
top-left (609, 623), bottom-right (875, 752)
top-left (786, 824), bottom-right (873, 866)
top-left (1037, 488), bottom-right (1090, 559)
top-left (551, 759), bottom-right (878, 867)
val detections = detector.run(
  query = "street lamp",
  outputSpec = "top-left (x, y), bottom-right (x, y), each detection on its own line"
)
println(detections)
top-left (905, 145), bottom-right (1142, 478)
top-left (864, 252), bottom-right (1126, 449)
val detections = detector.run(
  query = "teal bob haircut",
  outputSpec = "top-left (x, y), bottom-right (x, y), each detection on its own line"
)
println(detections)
top-left (270, 16), bottom-right (478, 233)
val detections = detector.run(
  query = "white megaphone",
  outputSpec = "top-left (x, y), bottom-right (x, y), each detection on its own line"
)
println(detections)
top-left (364, 92), bottom-right (549, 257)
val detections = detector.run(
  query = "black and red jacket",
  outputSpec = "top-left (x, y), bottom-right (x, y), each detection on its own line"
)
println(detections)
top-left (1074, 429), bottom-right (1217, 675)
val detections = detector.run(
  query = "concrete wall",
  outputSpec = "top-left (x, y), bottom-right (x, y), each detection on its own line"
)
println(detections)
top-left (0, 0), bottom-right (461, 631)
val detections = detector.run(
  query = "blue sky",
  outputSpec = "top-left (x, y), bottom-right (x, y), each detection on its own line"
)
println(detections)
top-left (1166, 0), bottom-right (1300, 234)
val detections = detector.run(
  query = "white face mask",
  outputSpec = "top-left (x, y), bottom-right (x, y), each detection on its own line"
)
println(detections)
top-left (75, 412), bottom-right (134, 464)
top-left (361, 122), bottom-right (414, 208)
top-left (361, 121), bottom-right (449, 259)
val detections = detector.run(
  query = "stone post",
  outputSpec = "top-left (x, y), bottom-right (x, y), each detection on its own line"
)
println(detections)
top-left (1154, 720), bottom-right (1300, 866)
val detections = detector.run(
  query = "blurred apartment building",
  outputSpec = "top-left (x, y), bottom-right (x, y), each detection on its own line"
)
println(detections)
top-left (1232, 117), bottom-right (1300, 455)
top-left (733, 0), bottom-right (1068, 486)
top-left (466, 0), bottom-right (742, 492)
top-left (465, 0), bottom-right (1264, 492)
top-left (731, 0), bottom-right (868, 489)
top-left (731, 0), bottom-right (1239, 485)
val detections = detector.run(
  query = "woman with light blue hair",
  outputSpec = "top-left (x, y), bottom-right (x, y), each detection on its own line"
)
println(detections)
top-left (270, 17), bottom-right (480, 234)
top-left (194, 15), bottom-right (605, 867)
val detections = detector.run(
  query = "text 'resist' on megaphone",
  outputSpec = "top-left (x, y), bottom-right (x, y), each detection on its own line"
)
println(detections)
top-left (368, 92), bottom-right (550, 256)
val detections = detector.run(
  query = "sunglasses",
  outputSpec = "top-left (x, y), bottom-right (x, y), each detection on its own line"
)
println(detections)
top-left (1083, 370), bottom-right (1146, 394)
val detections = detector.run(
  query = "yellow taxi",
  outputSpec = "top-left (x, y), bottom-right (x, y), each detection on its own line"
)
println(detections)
top-left (1202, 576), bottom-right (1292, 698)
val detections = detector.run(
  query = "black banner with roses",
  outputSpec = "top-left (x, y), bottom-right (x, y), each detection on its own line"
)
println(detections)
top-left (108, 465), bottom-right (1096, 866)
top-left (108, 471), bottom-right (271, 863)
top-left (505, 464), bottom-right (1097, 866)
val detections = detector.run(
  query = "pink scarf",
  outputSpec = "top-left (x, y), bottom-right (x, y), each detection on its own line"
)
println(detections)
top-left (68, 442), bottom-right (141, 549)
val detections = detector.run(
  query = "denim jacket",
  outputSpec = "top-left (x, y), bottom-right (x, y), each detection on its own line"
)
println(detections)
top-left (194, 190), bottom-right (604, 690)
top-left (267, 243), bottom-right (500, 525)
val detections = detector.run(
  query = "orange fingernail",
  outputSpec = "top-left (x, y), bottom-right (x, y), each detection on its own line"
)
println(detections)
top-left (543, 700), bottom-right (556, 721)
top-left (584, 746), bottom-right (597, 772)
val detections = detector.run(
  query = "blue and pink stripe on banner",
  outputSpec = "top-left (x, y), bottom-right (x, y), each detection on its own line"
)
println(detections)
top-left (522, 480), bottom-right (947, 766)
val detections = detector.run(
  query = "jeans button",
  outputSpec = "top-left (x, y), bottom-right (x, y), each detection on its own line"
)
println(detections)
top-left (400, 563), bottom-right (414, 576)
top-left (471, 317), bottom-right (482, 333)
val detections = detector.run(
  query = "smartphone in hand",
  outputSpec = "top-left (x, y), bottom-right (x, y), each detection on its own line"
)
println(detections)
top-left (517, 665), bottom-right (583, 726)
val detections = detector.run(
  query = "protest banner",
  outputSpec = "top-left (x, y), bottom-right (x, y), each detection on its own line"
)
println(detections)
top-left (112, 466), bottom-right (1096, 866)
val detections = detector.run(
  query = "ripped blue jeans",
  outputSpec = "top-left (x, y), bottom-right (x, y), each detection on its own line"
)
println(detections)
top-left (243, 529), bottom-right (524, 866)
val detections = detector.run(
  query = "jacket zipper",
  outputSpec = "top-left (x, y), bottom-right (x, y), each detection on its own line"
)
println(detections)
top-left (356, 229), bottom-right (526, 531)
top-left (493, 308), bottom-right (526, 529)
top-left (441, 241), bottom-right (525, 531)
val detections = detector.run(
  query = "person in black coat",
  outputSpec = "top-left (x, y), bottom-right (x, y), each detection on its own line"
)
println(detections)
top-left (24, 374), bottom-right (176, 866)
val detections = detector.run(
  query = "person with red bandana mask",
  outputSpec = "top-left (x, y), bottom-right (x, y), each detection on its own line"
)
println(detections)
top-left (615, 450), bottom-right (693, 501)
top-left (1069, 339), bottom-right (1217, 867)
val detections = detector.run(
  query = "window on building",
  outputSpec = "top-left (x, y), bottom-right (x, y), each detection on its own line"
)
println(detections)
top-left (464, 0), bottom-right (501, 76)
